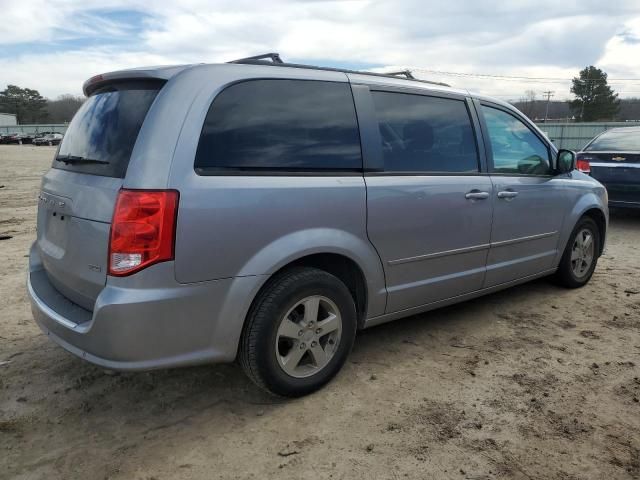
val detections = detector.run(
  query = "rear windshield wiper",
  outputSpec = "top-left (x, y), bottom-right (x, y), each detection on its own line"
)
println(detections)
top-left (56, 155), bottom-right (109, 165)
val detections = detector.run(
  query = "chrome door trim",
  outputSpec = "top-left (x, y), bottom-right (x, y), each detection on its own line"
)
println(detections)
top-left (388, 231), bottom-right (557, 265)
top-left (490, 230), bottom-right (557, 248)
top-left (388, 243), bottom-right (490, 265)
top-left (590, 162), bottom-right (640, 168)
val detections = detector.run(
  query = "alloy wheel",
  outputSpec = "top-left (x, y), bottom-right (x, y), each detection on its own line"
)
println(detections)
top-left (570, 228), bottom-right (595, 278)
top-left (275, 295), bottom-right (342, 378)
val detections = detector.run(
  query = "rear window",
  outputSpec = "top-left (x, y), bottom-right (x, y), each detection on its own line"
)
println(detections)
top-left (584, 129), bottom-right (640, 152)
top-left (53, 80), bottom-right (163, 178)
top-left (194, 79), bottom-right (362, 173)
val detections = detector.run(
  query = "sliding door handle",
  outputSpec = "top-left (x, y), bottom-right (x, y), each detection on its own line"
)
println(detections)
top-left (497, 190), bottom-right (519, 199)
top-left (465, 190), bottom-right (490, 200)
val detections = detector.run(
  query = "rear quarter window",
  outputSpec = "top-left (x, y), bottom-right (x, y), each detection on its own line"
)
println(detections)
top-left (194, 79), bottom-right (362, 173)
top-left (53, 80), bottom-right (163, 178)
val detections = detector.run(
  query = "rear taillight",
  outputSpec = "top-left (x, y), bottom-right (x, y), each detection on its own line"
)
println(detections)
top-left (108, 189), bottom-right (179, 276)
top-left (576, 156), bottom-right (591, 174)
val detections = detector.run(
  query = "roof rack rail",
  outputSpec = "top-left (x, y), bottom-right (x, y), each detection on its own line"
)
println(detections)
top-left (385, 70), bottom-right (416, 80)
top-left (229, 53), bottom-right (283, 64)
top-left (227, 52), bottom-right (449, 87)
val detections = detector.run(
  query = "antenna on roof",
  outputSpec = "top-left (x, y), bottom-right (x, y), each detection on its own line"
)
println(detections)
top-left (229, 53), bottom-right (283, 64)
top-left (385, 70), bottom-right (416, 80)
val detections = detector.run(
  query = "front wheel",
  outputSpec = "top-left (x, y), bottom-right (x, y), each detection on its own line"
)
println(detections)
top-left (555, 217), bottom-right (600, 288)
top-left (239, 267), bottom-right (357, 397)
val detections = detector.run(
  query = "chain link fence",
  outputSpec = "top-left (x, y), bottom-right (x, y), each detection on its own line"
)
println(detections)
top-left (536, 122), bottom-right (640, 150)
top-left (0, 124), bottom-right (68, 135)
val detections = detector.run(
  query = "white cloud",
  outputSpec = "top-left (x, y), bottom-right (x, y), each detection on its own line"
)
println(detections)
top-left (598, 18), bottom-right (640, 77)
top-left (0, 0), bottom-right (639, 100)
top-left (0, 50), bottom-right (171, 97)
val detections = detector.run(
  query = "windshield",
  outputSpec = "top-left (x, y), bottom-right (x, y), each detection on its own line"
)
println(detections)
top-left (53, 80), bottom-right (164, 177)
top-left (584, 129), bottom-right (640, 152)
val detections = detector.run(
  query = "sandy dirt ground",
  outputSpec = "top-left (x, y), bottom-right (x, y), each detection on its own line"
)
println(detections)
top-left (1, 144), bottom-right (639, 480)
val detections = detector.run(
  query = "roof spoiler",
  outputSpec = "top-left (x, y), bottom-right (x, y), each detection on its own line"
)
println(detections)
top-left (82, 65), bottom-right (187, 96)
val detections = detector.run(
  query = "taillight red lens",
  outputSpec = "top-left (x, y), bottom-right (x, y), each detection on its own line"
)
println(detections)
top-left (108, 189), bottom-right (179, 276)
top-left (576, 157), bottom-right (591, 174)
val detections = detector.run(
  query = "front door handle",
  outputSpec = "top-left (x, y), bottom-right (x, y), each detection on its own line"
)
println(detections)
top-left (497, 190), bottom-right (519, 199)
top-left (465, 190), bottom-right (490, 200)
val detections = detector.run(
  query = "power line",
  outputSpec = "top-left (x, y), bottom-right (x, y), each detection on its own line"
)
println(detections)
top-left (412, 68), bottom-right (640, 81)
top-left (410, 68), bottom-right (640, 84)
top-left (485, 92), bottom-right (640, 96)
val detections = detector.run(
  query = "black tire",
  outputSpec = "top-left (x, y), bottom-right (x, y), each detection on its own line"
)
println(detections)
top-left (555, 216), bottom-right (600, 288)
top-left (239, 267), bottom-right (357, 397)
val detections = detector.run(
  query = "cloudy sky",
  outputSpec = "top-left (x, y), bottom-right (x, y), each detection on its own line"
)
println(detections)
top-left (1, 0), bottom-right (640, 101)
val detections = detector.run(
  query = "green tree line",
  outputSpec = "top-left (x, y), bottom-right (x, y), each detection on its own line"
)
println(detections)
top-left (0, 85), bottom-right (84, 124)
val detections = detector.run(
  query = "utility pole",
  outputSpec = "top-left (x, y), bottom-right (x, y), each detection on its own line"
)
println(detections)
top-left (543, 90), bottom-right (554, 123)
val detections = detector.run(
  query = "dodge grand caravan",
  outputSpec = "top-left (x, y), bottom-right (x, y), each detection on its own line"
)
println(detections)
top-left (28, 54), bottom-right (608, 396)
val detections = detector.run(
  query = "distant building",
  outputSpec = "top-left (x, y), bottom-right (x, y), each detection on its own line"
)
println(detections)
top-left (0, 113), bottom-right (17, 127)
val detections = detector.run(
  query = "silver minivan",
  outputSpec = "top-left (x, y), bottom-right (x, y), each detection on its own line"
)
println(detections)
top-left (28, 54), bottom-right (608, 396)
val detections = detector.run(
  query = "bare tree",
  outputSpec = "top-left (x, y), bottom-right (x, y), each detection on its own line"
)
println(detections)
top-left (518, 90), bottom-right (537, 119)
top-left (618, 97), bottom-right (640, 121)
top-left (46, 94), bottom-right (85, 123)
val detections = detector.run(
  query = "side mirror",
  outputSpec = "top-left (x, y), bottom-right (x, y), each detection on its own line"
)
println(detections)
top-left (556, 149), bottom-right (576, 174)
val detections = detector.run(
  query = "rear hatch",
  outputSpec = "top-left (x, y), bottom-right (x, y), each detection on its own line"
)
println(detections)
top-left (36, 80), bottom-right (164, 311)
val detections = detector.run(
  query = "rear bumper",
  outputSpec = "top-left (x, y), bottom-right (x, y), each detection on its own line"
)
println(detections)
top-left (591, 170), bottom-right (640, 207)
top-left (28, 243), bottom-right (266, 371)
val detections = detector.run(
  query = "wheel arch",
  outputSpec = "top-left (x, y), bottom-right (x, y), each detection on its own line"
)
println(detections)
top-left (582, 207), bottom-right (607, 256)
top-left (215, 230), bottom-right (386, 362)
top-left (262, 252), bottom-right (370, 328)
top-left (234, 251), bottom-right (374, 362)
top-left (556, 196), bottom-right (608, 265)
top-left (236, 228), bottom-right (386, 320)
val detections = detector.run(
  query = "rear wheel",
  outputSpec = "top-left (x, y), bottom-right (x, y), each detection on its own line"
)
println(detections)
top-left (239, 267), bottom-right (357, 397)
top-left (555, 217), bottom-right (600, 288)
